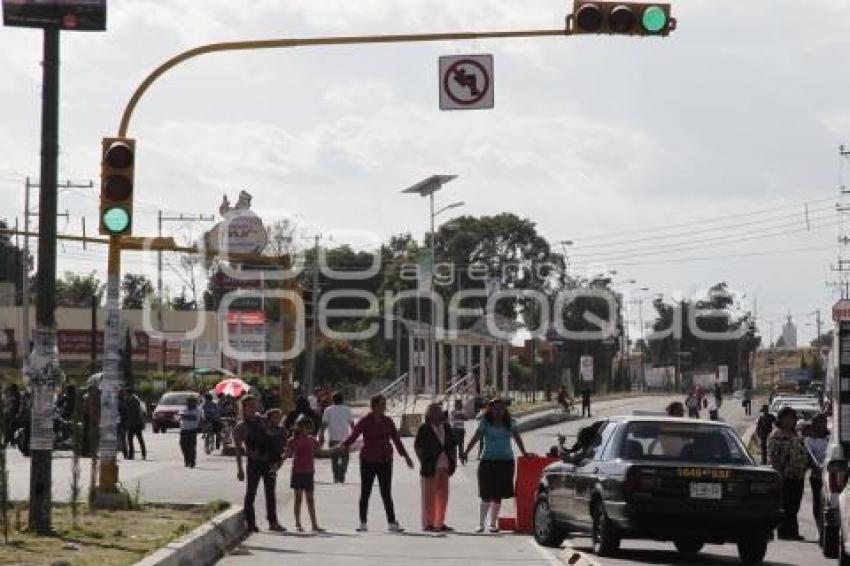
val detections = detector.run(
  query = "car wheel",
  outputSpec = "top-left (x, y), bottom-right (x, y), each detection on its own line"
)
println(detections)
top-left (673, 539), bottom-right (704, 555)
top-left (533, 496), bottom-right (566, 548)
top-left (737, 534), bottom-right (768, 565)
top-left (591, 501), bottom-right (620, 557)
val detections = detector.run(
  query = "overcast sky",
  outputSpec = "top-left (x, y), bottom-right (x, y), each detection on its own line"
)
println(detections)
top-left (1, 0), bottom-right (849, 343)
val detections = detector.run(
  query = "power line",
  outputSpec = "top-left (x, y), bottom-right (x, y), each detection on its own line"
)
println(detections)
top-left (564, 196), bottom-right (836, 242)
top-left (572, 217), bottom-right (838, 263)
top-left (570, 204), bottom-right (835, 250)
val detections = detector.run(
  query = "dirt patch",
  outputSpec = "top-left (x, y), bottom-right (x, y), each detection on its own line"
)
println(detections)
top-left (0, 501), bottom-right (227, 565)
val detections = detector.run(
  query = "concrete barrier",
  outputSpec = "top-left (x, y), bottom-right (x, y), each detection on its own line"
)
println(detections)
top-left (134, 505), bottom-right (246, 566)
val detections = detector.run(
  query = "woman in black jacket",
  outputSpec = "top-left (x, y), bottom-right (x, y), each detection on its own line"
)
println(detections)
top-left (414, 403), bottom-right (457, 532)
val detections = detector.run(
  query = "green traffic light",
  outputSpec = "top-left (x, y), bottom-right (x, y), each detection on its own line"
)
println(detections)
top-left (642, 6), bottom-right (668, 33)
top-left (102, 206), bottom-right (130, 234)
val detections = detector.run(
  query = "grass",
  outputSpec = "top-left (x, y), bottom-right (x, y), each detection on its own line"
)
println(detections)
top-left (0, 501), bottom-right (228, 566)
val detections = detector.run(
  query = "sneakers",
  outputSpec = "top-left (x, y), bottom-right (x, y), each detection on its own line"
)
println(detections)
top-left (356, 522), bottom-right (368, 532)
top-left (489, 525), bottom-right (500, 533)
top-left (388, 522), bottom-right (405, 533)
top-left (475, 525), bottom-right (485, 533)
top-left (268, 523), bottom-right (286, 533)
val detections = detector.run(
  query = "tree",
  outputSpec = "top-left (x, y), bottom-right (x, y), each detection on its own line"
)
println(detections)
top-left (647, 282), bottom-right (760, 388)
top-left (56, 271), bottom-right (103, 307)
top-left (169, 289), bottom-right (197, 311)
top-left (0, 219), bottom-right (27, 304)
top-left (121, 274), bottom-right (154, 309)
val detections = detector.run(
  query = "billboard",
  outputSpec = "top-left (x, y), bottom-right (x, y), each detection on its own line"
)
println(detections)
top-left (3, 0), bottom-right (106, 31)
top-left (580, 355), bottom-right (594, 382)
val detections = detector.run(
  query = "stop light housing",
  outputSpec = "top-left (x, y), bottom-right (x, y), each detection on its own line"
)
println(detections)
top-left (570, 1), bottom-right (675, 36)
top-left (100, 137), bottom-right (135, 236)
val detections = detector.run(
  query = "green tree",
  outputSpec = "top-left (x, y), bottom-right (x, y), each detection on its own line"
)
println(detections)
top-left (0, 219), bottom-right (27, 304)
top-left (121, 273), bottom-right (154, 309)
top-left (56, 271), bottom-right (103, 307)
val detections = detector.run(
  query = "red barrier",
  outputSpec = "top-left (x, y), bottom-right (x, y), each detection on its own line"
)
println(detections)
top-left (514, 455), bottom-right (558, 534)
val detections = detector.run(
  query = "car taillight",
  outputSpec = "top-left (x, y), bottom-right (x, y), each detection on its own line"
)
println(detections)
top-left (829, 469), bottom-right (849, 493)
top-left (624, 471), bottom-right (660, 496)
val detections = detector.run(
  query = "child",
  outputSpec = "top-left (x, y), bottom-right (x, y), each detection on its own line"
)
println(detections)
top-left (284, 416), bottom-right (324, 532)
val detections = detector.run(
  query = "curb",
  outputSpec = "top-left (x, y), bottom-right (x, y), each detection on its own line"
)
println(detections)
top-left (559, 547), bottom-right (600, 566)
top-left (135, 505), bottom-right (246, 566)
top-left (516, 410), bottom-right (575, 433)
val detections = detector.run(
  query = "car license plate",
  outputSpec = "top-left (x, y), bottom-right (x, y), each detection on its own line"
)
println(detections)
top-left (689, 482), bottom-right (722, 500)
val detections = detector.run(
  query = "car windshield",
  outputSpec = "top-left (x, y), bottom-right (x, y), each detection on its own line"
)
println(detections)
top-left (619, 421), bottom-right (752, 465)
top-left (158, 392), bottom-right (192, 406)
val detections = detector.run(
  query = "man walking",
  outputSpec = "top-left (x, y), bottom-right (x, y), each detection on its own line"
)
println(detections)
top-left (581, 387), bottom-right (592, 418)
top-left (321, 392), bottom-right (354, 483)
top-left (756, 404), bottom-right (775, 465)
top-left (123, 389), bottom-right (147, 460)
top-left (178, 396), bottom-right (202, 468)
top-left (234, 395), bottom-right (284, 532)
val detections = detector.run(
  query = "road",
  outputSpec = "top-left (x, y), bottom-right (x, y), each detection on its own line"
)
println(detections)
top-left (6, 394), bottom-right (832, 566)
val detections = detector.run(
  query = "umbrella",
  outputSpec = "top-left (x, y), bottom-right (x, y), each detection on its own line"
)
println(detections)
top-left (213, 378), bottom-right (249, 398)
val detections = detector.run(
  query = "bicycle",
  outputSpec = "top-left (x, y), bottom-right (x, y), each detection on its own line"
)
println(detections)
top-left (202, 420), bottom-right (221, 455)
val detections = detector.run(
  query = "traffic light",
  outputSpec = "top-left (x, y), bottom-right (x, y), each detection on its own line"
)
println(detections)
top-left (570, 1), bottom-right (675, 36)
top-left (99, 137), bottom-right (136, 236)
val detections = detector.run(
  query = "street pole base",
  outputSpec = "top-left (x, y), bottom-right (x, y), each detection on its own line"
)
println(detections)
top-left (93, 489), bottom-right (131, 510)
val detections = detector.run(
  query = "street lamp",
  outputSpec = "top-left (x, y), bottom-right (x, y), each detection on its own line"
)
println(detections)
top-left (402, 175), bottom-right (459, 398)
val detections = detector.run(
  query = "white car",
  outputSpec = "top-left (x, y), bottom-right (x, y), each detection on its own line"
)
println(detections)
top-left (768, 397), bottom-right (822, 424)
top-left (834, 459), bottom-right (850, 564)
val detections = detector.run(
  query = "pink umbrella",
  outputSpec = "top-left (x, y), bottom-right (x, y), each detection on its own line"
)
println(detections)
top-left (213, 378), bottom-right (249, 398)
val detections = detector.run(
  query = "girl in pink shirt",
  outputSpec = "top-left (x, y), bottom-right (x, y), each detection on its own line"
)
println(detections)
top-left (285, 417), bottom-right (325, 532)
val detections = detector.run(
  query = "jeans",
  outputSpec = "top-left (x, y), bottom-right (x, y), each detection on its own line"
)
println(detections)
top-left (244, 459), bottom-right (278, 527)
top-left (126, 426), bottom-right (146, 459)
top-left (779, 478), bottom-right (805, 537)
top-left (360, 461), bottom-right (396, 524)
top-left (582, 400), bottom-right (591, 418)
top-left (329, 440), bottom-right (350, 483)
top-left (117, 423), bottom-right (128, 458)
top-left (179, 430), bottom-right (197, 467)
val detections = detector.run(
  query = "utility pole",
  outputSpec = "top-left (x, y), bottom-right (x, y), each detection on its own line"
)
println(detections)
top-left (21, 177), bottom-right (92, 365)
top-left (28, 26), bottom-right (60, 534)
top-left (303, 235), bottom-right (321, 393)
top-left (156, 211), bottom-right (214, 370)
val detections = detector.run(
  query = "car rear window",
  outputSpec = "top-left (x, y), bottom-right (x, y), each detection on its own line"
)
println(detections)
top-left (618, 421), bottom-right (752, 465)
top-left (159, 392), bottom-right (193, 406)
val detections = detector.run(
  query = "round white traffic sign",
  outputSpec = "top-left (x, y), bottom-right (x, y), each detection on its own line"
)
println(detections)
top-left (439, 54), bottom-right (495, 111)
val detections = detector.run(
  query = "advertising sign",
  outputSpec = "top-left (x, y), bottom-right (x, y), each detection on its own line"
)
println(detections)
top-left (0, 329), bottom-right (12, 352)
top-left (580, 355), bottom-right (594, 382)
top-left (717, 365), bottom-right (728, 383)
top-left (3, 0), bottom-right (107, 31)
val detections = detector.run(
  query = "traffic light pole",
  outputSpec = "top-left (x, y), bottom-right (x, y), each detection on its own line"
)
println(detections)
top-left (28, 25), bottom-right (60, 534)
top-left (96, 238), bottom-right (123, 496)
top-left (116, 28), bottom-right (570, 137)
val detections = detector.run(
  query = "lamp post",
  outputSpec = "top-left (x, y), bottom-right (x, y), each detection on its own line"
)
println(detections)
top-left (402, 175), bottom-right (459, 398)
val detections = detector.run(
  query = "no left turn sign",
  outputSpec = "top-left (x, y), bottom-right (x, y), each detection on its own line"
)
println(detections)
top-left (439, 54), bottom-right (494, 111)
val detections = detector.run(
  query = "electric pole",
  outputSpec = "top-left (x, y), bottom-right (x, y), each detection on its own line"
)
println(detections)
top-left (303, 234), bottom-right (322, 393)
top-left (156, 211), bottom-right (214, 370)
top-left (28, 26), bottom-right (60, 535)
top-left (22, 177), bottom-right (93, 364)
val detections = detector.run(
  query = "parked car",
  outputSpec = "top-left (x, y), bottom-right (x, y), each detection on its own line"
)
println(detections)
top-left (533, 416), bottom-right (782, 565)
top-left (819, 442), bottom-right (847, 559)
top-left (768, 396), bottom-right (822, 424)
top-left (151, 391), bottom-right (199, 433)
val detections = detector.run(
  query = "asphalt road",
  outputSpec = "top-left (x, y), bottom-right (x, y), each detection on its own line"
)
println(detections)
top-left (6, 394), bottom-right (833, 566)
